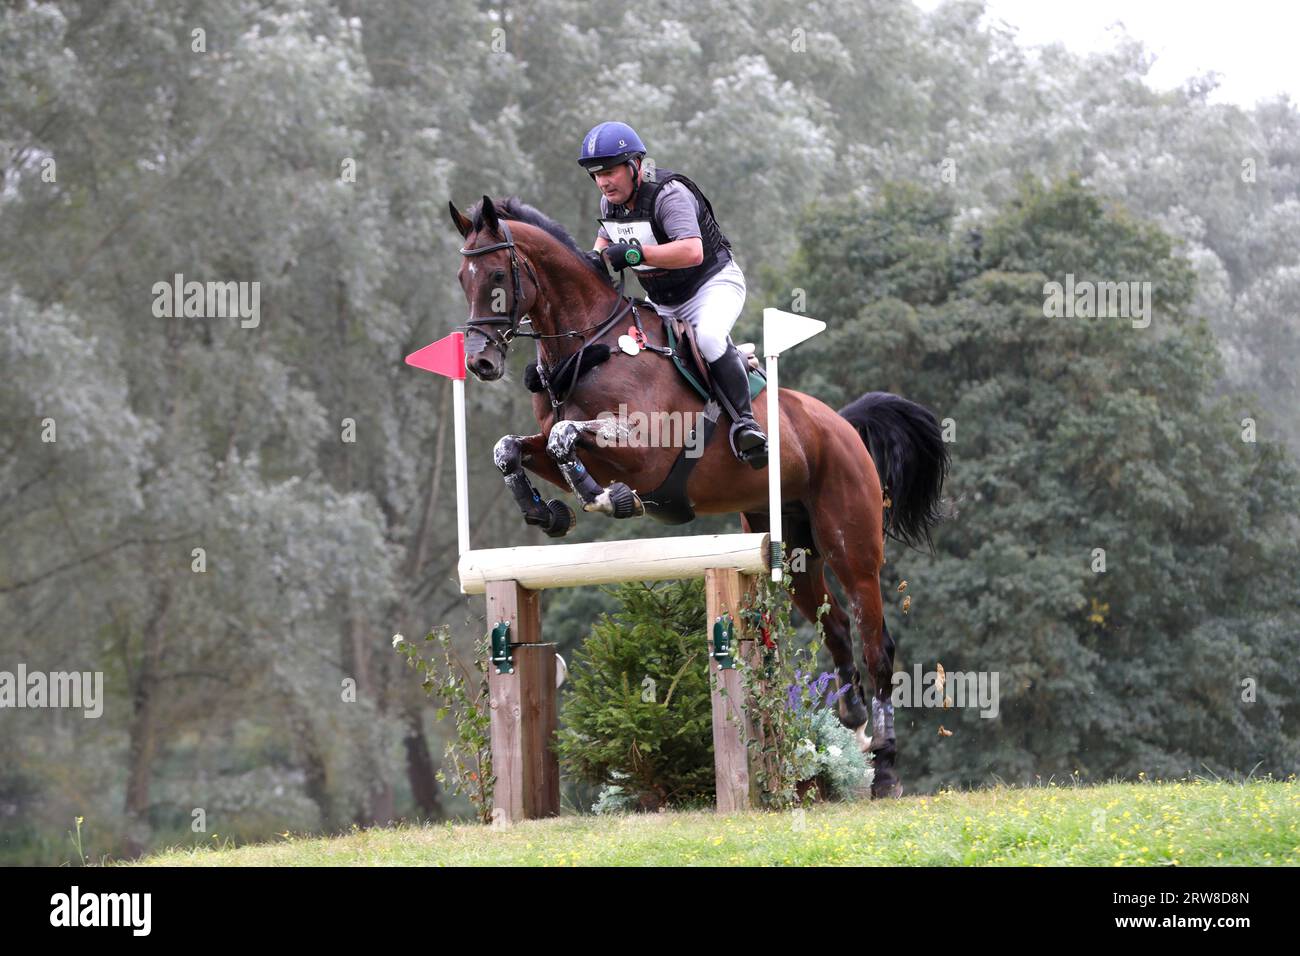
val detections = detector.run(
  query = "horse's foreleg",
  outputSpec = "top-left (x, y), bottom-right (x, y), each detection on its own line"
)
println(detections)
top-left (493, 433), bottom-right (577, 537)
top-left (546, 419), bottom-right (644, 519)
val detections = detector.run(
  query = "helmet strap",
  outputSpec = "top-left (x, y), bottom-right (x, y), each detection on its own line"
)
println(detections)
top-left (625, 157), bottom-right (642, 207)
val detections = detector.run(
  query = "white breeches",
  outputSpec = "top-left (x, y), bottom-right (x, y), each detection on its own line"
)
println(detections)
top-left (645, 259), bottom-right (747, 363)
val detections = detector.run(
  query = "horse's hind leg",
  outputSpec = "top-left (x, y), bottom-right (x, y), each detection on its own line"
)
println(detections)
top-left (743, 510), bottom-right (871, 744)
top-left (869, 617), bottom-right (901, 799)
top-left (791, 559), bottom-right (873, 748)
top-left (840, 557), bottom-right (902, 799)
top-left (806, 485), bottom-right (903, 799)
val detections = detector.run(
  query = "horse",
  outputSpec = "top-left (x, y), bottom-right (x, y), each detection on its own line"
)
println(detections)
top-left (448, 194), bottom-right (949, 799)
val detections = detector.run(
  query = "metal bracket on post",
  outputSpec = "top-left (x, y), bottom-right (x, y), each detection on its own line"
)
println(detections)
top-left (712, 615), bottom-right (735, 670)
top-left (490, 620), bottom-right (514, 674)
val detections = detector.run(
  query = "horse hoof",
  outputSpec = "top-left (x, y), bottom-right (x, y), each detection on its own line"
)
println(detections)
top-left (838, 693), bottom-right (870, 732)
top-left (606, 482), bottom-right (644, 519)
top-left (543, 499), bottom-right (576, 537)
top-left (871, 778), bottom-right (904, 800)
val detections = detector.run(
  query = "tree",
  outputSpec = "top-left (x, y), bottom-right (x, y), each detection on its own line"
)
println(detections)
top-left (778, 176), bottom-right (1300, 788)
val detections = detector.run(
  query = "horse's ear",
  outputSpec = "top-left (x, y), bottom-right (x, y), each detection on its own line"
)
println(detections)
top-left (449, 201), bottom-right (472, 238)
top-left (480, 195), bottom-right (500, 234)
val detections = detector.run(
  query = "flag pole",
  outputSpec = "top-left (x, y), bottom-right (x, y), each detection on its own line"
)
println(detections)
top-left (762, 309), bottom-right (826, 583)
top-left (765, 350), bottom-right (783, 582)
top-left (452, 376), bottom-right (470, 556)
top-left (405, 330), bottom-right (470, 559)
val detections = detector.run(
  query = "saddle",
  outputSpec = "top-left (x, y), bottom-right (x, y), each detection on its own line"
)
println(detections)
top-left (661, 314), bottom-right (765, 405)
top-left (671, 316), bottom-right (715, 393)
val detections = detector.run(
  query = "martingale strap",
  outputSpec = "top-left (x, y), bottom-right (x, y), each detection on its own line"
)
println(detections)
top-left (524, 346), bottom-right (613, 394)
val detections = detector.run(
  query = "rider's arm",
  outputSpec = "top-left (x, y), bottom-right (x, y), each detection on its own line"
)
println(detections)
top-left (639, 181), bottom-right (704, 268)
top-left (639, 237), bottom-right (703, 268)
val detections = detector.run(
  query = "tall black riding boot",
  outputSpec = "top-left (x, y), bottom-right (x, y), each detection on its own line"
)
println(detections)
top-left (707, 342), bottom-right (768, 469)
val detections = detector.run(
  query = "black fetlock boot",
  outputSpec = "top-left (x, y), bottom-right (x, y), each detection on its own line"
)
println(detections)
top-left (869, 696), bottom-right (903, 799)
top-left (708, 342), bottom-right (768, 469)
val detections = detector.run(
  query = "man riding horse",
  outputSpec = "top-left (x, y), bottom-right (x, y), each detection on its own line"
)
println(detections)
top-left (577, 121), bottom-right (769, 469)
top-left (449, 130), bottom-right (951, 799)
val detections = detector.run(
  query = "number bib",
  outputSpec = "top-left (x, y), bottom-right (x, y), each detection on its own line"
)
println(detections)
top-left (600, 218), bottom-right (658, 272)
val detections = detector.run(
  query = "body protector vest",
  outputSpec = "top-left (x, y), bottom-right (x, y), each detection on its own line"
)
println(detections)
top-left (599, 169), bottom-right (734, 307)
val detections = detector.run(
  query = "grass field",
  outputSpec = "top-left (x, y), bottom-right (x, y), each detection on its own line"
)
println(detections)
top-left (132, 779), bottom-right (1299, 867)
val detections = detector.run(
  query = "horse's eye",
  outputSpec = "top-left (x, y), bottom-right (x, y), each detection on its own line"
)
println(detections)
top-left (492, 270), bottom-right (505, 282)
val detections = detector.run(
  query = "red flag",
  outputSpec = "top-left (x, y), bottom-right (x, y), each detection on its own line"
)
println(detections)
top-left (405, 332), bottom-right (465, 380)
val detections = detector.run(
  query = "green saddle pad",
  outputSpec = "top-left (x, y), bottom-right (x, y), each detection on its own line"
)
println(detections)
top-left (664, 323), bottom-right (766, 403)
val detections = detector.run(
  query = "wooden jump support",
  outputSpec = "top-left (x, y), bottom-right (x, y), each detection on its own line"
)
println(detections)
top-left (458, 532), bottom-right (770, 823)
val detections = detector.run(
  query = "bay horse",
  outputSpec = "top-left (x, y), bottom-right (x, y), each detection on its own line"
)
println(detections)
top-left (449, 195), bottom-right (949, 799)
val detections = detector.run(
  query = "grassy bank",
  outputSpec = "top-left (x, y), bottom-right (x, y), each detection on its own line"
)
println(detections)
top-left (134, 780), bottom-right (1297, 867)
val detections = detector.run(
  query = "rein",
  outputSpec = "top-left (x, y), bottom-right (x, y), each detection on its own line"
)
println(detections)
top-left (459, 221), bottom-right (655, 416)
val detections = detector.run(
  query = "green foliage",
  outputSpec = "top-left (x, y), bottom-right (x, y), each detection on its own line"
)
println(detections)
top-left (589, 771), bottom-right (638, 815)
top-left (740, 569), bottom-right (871, 808)
top-left (734, 567), bottom-right (803, 809)
top-left (395, 628), bottom-right (493, 823)
top-left (556, 581), bottom-right (715, 811)
top-left (568, 568), bottom-right (873, 814)
top-left (781, 176), bottom-right (1300, 789)
top-left (805, 709), bottom-right (874, 800)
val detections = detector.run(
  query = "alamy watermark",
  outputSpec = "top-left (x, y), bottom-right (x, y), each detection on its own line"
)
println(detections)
top-left (50, 886), bottom-right (150, 935)
top-left (151, 273), bottom-right (261, 328)
top-left (892, 663), bottom-right (999, 718)
top-left (1043, 273), bottom-right (1152, 329)
top-left (0, 665), bottom-right (103, 718)
top-left (592, 404), bottom-right (707, 457)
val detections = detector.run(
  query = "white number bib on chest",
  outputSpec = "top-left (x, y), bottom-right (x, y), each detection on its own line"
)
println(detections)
top-left (601, 218), bottom-right (658, 272)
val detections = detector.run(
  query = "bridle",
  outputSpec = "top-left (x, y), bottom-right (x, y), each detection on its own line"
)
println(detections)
top-left (458, 218), bottom-right (539, 352)
top-left (457, 215), bottom-right (647, 414)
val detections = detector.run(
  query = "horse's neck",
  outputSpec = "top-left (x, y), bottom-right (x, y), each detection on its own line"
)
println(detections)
top-left (531, 254), bottom-right (624, 367)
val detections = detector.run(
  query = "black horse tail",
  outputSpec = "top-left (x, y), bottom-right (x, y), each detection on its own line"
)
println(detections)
top-left (838, 391), bottom-right (950, 553)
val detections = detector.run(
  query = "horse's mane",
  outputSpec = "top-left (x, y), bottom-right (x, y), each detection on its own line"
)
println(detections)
top-left (468, 196), bottom-right (611, 284)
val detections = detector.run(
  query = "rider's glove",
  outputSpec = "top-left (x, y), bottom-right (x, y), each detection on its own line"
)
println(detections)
top-left (604, 242), bottom-right (642, 271)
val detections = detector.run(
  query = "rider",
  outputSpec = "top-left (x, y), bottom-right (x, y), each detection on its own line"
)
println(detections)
top-left (578, 121), bottom-right (768, 469)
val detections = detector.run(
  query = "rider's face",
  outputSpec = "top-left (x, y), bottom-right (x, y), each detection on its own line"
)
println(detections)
top-left (593, 162), bottom-right (636, 205)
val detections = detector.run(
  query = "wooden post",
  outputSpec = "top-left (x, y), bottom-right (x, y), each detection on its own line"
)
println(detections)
top-left (469, 538), bottom-right (770, 823)
top-left (485, 580), bottom-right (559, 823)
top-left (705, 567), bottom-right (759, 814)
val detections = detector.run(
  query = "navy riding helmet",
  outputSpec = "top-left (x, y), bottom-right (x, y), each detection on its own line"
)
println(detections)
top-left (577, 121), bottom-right (646, 178)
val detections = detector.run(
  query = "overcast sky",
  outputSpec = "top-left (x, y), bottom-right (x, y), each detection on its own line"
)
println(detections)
top-left (914, 0), bottom-right (1297, 107)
